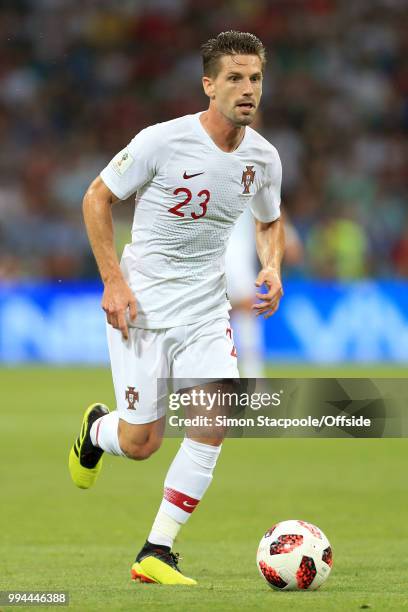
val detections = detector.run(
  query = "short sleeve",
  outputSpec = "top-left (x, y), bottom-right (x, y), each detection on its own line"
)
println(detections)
top-left (100, 125), bottom-right (161, 200)
top-left (250, 147), bottom-right (282, 223)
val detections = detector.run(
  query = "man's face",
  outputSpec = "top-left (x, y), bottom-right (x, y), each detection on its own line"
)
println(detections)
top-left (203, 54), bottom-right (263, 126)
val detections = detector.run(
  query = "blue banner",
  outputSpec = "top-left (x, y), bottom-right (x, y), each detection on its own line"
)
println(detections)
top-left (0, 282), bottom-right (108, 364)
top-left (263, 280), bottom-right (408, 362)
top-left (0, 281), bottom-right (407, 363)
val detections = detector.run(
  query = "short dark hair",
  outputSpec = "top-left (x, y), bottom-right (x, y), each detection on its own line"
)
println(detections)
top-left (201, 31), bottom-right (266, 77)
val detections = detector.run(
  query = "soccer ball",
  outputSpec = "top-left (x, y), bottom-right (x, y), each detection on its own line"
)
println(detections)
top-left (256, 519), bottom-right (333, 591)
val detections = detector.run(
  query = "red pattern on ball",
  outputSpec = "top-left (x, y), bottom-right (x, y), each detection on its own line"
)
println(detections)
top-left (259, 560), bottom-right (288, 589)
top-left (297, 520), bottom-right (322, 539)
top-left (270, 534), bottom-right (303, 555)
top-left (296, 556), bottom-right (317, 589)
top-left (322, 546), bottom-right (333, 567)
top-left (264, 524), bottom-right (277, 538)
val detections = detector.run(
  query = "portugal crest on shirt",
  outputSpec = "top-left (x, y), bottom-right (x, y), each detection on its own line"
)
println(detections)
top-left (241, 165), bottom-right (255, 194)
top-left (125, 386), bottom-right (139, 410)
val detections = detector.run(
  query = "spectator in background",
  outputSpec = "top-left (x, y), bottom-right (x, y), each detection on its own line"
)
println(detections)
top-left (306, 206), bottom-right (368, 279)
top-left (393, 223), bottom-right (408, 277)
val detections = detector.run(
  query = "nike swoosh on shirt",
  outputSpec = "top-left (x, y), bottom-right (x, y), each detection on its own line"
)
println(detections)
top-left (183, 171), bottom-right (204, 179)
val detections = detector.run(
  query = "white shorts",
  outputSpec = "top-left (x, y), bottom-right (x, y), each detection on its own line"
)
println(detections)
top-left (107, 317), bottom-right (240, 425)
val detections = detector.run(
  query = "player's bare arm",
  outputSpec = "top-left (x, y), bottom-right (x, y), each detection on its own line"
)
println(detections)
top-left (83, 176), bottom-right (137, 339)
top-left (253, 217), bottom-right (285, 319)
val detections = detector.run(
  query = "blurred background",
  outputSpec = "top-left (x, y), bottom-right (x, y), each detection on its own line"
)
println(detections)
top-left (0, 0), bottom-right (407, 365)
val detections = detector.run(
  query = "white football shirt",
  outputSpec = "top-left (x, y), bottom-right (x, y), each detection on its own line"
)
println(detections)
top-left (100, 112), bottom-right (282, 329)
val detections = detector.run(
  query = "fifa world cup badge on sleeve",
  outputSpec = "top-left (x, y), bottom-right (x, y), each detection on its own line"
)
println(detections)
top-left (112, 148), bottom-right (135, 176)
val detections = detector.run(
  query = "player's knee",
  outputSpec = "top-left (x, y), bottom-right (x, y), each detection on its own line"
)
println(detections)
top-left (118, 418), bottom-right (163, 460)
top-left (121, 437), bottom-right (162, 461)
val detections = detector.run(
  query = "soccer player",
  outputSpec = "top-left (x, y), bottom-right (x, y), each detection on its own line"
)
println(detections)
top-left (69, 31), bottom-right (284, 585)
top-left (226, 209), bottom-right (303, 376)
top-left (225, 206), bottom-right (264, 376)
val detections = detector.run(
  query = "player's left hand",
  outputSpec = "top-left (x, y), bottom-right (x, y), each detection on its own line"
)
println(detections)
top-left (252, 267), bottom-right (283, 319)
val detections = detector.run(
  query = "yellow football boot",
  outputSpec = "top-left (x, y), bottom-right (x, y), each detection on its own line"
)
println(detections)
top-left (131, 544), bottom-right (197, 585)
top-left (68, 403), bottom-right (109, 489)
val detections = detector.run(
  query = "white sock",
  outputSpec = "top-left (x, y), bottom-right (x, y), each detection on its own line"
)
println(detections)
top-left (232, 311), bottom-right (264, 377)
top-left (90, 411), bottom-right (125, 457)
top-left (148, 438), bottom-right (222, 548)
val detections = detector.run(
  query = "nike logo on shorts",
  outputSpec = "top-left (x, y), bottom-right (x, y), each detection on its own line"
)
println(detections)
top-left (183, 171), bottom-right (204, 179)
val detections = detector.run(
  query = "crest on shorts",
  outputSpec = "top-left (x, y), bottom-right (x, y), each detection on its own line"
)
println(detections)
top-left (126, 386), bottom-right (139, 410)
top-left (241, 165), bottom-right (255, 194)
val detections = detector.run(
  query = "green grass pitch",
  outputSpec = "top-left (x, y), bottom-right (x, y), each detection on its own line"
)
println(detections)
top-left (1, 366), bottom-right (408, 611)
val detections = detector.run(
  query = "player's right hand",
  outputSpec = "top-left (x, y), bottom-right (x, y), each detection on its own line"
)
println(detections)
top-left (102, 278), bottom-right (137, 340)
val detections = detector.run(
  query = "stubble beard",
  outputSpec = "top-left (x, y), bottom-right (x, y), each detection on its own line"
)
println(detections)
top-left (230, 109), bottom-right (256, 127)
top-left (236, 116), bottom-right (254, 126)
